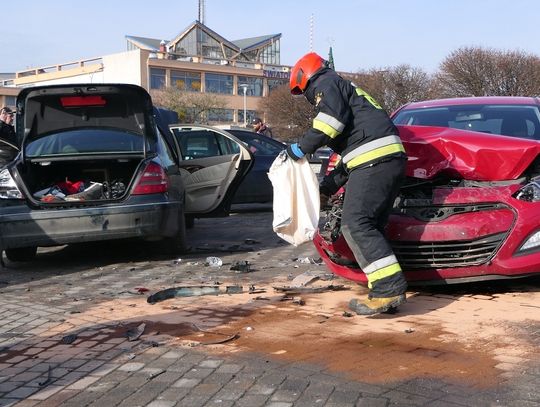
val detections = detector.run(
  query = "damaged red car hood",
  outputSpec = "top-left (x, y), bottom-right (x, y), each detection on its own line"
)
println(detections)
top-left (398, 125), bottom-right (540, 181)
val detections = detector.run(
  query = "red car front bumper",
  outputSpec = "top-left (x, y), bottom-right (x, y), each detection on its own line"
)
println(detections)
top-left (314, 185), bottom-right (540, 285)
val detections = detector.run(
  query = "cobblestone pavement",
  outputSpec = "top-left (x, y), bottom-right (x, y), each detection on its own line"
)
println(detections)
top-left (0, 208), bottom-right (540, 407)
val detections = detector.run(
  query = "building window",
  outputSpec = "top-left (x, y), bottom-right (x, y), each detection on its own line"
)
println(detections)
top-left (174, 29), bottom-right (196, 56)
top-left (171, 70), bottom-right (201, 92)
top-left (268, 79), bottom-right (288, 93)
top-left (238, 109), bottom-right (258, 125)
top-left (4, 96), bottom-right (16, 107)
top-left (208, 109), bottom-right (234, 123)
top-left (150, 68), bottom-right (166, 89)
top-left (205, 73), bottom-right (233, 94)
top-left (237, 77), bottom-right (263, 97)
top-left (260, 39), bottom-right (280, 65)
top-left (198, 29), bottom-right (223, 59)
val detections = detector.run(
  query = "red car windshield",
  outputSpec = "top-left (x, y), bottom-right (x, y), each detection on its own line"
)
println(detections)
top-left (393, 104), bottom-right (540, 140)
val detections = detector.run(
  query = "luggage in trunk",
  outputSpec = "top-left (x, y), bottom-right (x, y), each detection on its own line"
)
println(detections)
top-left (16, 158), bottom-right (141, 204)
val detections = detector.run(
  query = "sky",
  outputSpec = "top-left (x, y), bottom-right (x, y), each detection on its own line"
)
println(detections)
top-left (1, 0), bottom-right (540, 74)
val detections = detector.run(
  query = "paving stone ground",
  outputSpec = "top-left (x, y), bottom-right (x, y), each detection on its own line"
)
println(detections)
top-left (0, 209), bottom-right (539, 406)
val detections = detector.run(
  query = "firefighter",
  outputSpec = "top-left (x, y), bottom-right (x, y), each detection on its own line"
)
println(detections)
top-left (286, 52), bottom-right (408, 315)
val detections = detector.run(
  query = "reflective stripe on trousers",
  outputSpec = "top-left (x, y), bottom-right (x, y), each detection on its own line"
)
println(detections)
top-left (340, 157), bottom-right (408, 297)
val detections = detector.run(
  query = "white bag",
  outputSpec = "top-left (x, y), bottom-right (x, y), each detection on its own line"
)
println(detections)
top-left (268, 152), bottom-right (320, 246)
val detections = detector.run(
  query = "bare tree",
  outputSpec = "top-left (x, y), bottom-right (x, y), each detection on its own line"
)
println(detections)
top-left (343, 65), bottom-right (435, 113)
top-left (437, 47), bottom-right (540, 97)
top-left (151, 87), bottom-right (227, 124)
top-left (260, 84), bottom-right (315, 143)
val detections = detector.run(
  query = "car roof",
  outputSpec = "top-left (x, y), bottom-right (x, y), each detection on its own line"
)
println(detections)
top-left (400, 96), bottom-right (540, 110)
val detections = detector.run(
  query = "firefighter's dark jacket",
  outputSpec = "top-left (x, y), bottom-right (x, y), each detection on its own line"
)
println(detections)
top-left (298, 68), bottom-right (405, 177)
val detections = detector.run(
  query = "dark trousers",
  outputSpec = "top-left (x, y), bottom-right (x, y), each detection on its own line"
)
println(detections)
top-left (341, 157), bottom-right (408, 297)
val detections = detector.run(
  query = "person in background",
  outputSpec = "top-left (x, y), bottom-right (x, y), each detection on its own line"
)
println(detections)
top-left (252, 117), bottom-right (273, 137)
top-left (0, 107), bottom-right (16, 146)
top-left (285, 52), bottom-right (408, 315)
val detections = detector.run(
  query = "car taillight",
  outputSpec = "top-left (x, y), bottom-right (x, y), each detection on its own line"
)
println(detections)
top-left (132, 162), bottom-right (168, 195)
top-left (326, 153), bottom-right (340, 175)
top-left (0, 168), bottom-right (23, 199)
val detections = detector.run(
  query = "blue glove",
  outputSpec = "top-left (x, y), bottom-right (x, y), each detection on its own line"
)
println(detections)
top-left (285, 143), bottom-right (305, 161)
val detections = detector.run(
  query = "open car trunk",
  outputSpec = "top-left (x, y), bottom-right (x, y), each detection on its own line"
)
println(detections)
top-left (15, 157), bottom-right (142, 204)
top-left (13, 84), bottom-right (156, 205)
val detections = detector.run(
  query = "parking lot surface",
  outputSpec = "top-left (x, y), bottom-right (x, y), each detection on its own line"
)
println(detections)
top-left (0, 208), bottom-right (539, 406)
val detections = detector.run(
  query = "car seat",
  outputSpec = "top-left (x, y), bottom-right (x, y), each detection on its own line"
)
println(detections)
top-left (500, 117), bottom-right (529, 138)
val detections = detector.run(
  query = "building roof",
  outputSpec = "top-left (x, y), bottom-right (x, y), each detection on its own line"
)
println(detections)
top-left (126, 21), bottom-right (281, 61)
top-left (232, 34), bottom-right (281, 51)
top-left (168, 21), bottom-right (239, 53)
top-left (125, 35), bottom-right (167, 52)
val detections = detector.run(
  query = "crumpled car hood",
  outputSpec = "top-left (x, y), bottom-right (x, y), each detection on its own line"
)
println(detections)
top-left (398, 125), bottom-right (540, 181)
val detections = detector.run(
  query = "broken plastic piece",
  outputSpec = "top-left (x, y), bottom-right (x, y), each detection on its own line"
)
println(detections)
top-left (290, 272), bottom-right (320, 287)
top-left (147, 285), bottom-right (245, 304)
top-left (273, 284), bottom-right (348, 294)
top-left (38, 365), bottom-right (52, 387)
top-left (205, 256), bottom-right (223, 267)
top-left (225, 285), bottom-right (243, 294)
top-left (248, 285), bottom-right (266, 294)
top-left (135, 287), bottom-right (149, 294)
top-left (230, 260), bottom-right (251, 273)
top-left (147, 286), bottom-right (221, 303)
top-left (126, 322), bottom-right (146, 341)
top-left (292, 296), bottom-right (305, 305)
top-left (200, 333), bottom-right (239, 345)
top-left (60, 334), bottom-right (78, 344)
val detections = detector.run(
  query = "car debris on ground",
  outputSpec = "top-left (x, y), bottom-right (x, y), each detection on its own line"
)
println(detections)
top-left (147, 285), bottom-right (248, 304)
top-left (230, 260), bottom-right (251, 273)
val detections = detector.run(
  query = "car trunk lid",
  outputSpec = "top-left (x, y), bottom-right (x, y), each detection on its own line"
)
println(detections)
top-left (16, 84), bottom-right (155, 156)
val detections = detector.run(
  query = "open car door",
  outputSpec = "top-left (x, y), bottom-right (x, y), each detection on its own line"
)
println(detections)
top-left (169, 125), bottom-right (253, 217)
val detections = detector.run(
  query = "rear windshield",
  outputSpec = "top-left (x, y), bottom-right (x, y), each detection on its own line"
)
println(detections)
top-left (25, 129), bottom-right (144, 157)
top-left (393, 104), bottom-right (540, 140)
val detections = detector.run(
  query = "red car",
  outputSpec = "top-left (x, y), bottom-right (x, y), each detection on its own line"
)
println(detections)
top-left (314, 96), bottom-right (540, 285)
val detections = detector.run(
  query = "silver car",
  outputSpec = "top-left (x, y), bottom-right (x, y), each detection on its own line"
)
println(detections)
top-left (0, 84), bottom-right (252, 262)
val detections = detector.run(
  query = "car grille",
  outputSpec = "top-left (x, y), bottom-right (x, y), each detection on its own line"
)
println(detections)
top-left (391, 232), bottom-right (506, 269)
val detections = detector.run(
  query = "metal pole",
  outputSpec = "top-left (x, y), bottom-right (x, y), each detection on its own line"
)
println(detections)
top-left (239, 84), bottom-right (248, 126)
top-left (243, 87), bottom-right (247, 126)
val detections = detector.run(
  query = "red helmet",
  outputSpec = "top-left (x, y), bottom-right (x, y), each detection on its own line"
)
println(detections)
top-left (289, 52), bottom-right (326, 95)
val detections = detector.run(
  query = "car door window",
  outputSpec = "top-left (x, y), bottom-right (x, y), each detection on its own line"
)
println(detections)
top-left (173, 129), bottom-right (240, 159)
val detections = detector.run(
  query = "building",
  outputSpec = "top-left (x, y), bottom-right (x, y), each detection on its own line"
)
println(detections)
top-left (0, 21), bottom-right (290, 126)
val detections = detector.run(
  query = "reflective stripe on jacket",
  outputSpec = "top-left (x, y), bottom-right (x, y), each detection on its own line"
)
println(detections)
top-left (297, 68), bottom-right (406, 169)
top-left (342, 135), bottom-right (405, 169)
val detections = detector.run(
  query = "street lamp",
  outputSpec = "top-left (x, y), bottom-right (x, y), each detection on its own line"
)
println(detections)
top-left (239, 83), bottom-right (249, 126)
